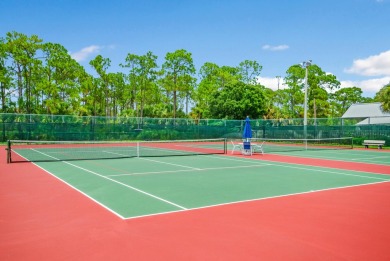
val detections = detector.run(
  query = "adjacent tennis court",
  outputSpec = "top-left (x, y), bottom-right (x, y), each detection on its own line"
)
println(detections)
top-left (1, 139), bottom-right (390, 260)
top-left (257, 145), bottom-right (390, 165)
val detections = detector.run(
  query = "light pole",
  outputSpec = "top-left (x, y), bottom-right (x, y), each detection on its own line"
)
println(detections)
top-left (302, 60), bottom-right (311, 143)
top-left (276, 76), bottom-right (281, 90)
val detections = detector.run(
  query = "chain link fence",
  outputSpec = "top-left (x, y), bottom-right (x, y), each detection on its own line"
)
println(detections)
top-left (1, 113), bottom-right (390, 145)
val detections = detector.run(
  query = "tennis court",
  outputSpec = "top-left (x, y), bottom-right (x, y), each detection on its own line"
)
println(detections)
top-left (5, 138), bottom-right (389, 219)
top-left (259, 145), bottom-right (390, 165)
top-left (1, 139), bottom-right (390, 260)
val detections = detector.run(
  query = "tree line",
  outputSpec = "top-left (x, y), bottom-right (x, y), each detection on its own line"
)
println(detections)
top-left (1, 31), bottom-right (389, 120)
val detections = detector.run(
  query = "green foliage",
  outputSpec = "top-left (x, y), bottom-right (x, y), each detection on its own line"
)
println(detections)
top-left (5, 31), bottom-right (43, 114)
top-left (283, 63), bottom-right (343, 119)
top-left (0, 31), bottom-right (383, 121)
top-left (329, 87), bottom-right (367, 117)
top-left (375, 83), bottom-right (390, 112)
top-left (121, 51), bottom-right (159, 118)
top-left (161, 49), bottom-right (196, 118)
top-left (238, 60), bottom-right (263, 84)
top-left (0, 37), bottom-right (12, 112)
top-left (193, 63), bottom-right (238, 119)
top-left (209, 82), bottom-right (267, 120)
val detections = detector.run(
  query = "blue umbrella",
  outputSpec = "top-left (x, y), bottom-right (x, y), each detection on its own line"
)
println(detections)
top-left (242, 116), bottom-right (252, 141)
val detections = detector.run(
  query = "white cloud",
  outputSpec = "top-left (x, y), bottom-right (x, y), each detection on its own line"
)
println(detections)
top-left (70, 45), bottom-right (102, 62)
top-left (106, 44), bottom-right (116, 50)
top-left (345, 50), bottom-right (390, 76)
top-left (257, 76), bottom-right (286, 90)
top-left (341, 76), bottom-right (390, 93)
top-left (262, 44), bottom-right (289, 51)
top-left (257, 75), bottom-right (389, 97)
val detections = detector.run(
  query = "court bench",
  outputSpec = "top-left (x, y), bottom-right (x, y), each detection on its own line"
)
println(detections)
top-left (362, 140), bottom-right (385, 149)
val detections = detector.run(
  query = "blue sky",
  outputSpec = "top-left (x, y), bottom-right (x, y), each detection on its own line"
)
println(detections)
top-left (1, 0), bottom-right (390, 97)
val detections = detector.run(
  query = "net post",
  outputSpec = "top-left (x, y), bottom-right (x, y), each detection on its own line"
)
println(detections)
top-left (6, 140), bottom-right (11, 163)
top-left (137, 141), bottom-right (140, 157)
top-left (224, 138), bottom-right (227, 154)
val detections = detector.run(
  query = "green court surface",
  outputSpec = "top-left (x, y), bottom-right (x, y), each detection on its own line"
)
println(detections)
top-left (26, 152), bottom-right (390, 219)
top-left (260, 148), bottom-right (390, 165)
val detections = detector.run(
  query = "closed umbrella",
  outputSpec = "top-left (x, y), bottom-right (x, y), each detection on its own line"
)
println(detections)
top-left (242, 116), bottom-right (252, 155)
top-left (242, 116), bottom-right (252, 142)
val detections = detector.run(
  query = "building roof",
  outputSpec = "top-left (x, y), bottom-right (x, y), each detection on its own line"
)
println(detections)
top-left (342, 103), bottom-right (390, 118)
top-left (356, 117), bottom-right (390, 125)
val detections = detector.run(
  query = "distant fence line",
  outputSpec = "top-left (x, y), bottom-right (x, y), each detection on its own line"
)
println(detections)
top-left (1, 113), bottom-right (390, 144)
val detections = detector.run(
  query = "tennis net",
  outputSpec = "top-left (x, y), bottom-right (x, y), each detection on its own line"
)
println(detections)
top-left (250, 137), bottom-right (353, 154)
top-left (6, 138), bottom-right (227, 163)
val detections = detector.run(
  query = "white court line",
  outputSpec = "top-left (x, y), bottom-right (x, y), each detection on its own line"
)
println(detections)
top-left (16, 148), bottom-right (390, 220)
top-left (102, 150), bottom-right (135, 156)
top-left (326, 156), bottom-right (389, 165)
top-left (107, 151), bottom-right (389, 181)
top-left (31, 149), bottom-right (188, 211)
top-left (350, 155), bottom-right (390, 161)
top-left (139, 157), bottom-right (202, 170)
top-left (11, 150), bottom-right (126, 219)
top-left (26, 147), bottom-right (390, 182)
top-left (203, 154), bottom-right (390, 180)
top-left (107, 152), bottom-right (389, 181)
top-left (123, 180), bottom-right (390, 220)
top-left (304, 154), bottom-right (390, 165)
top-left (350, 159), bottom-right (390, 165)
top-left (107, 164), bottom-right (269, 177)
top-left (100, 150), bottom-right (202, 170)
top-left (267, 150), bottom-right (390, 165)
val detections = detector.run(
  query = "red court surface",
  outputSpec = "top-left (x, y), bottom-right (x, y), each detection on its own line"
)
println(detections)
top-left (1, 146), bottom-right (390, 260)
